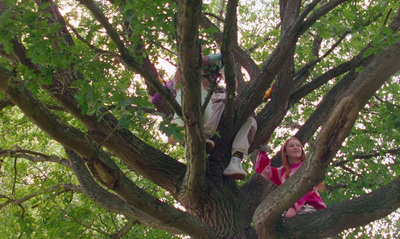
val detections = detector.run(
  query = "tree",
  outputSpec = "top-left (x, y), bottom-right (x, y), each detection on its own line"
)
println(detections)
top-left (1, 0), bottom-right (400, 238)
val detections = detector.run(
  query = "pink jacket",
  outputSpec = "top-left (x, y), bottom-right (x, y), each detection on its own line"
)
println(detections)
top-left (256, 151), bottom-right (326, 214)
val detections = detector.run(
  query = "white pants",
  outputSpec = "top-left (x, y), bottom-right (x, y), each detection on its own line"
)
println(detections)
top-left (204, 93), bottom-right (257, 156)
top-left (173, 90), bottom-right (257, 156)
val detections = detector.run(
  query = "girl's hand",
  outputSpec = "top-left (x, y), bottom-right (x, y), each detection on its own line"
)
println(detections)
top-left (259, 137), bottom-right (271, 152)
top-left (286, 208), bottom-right (297, 218)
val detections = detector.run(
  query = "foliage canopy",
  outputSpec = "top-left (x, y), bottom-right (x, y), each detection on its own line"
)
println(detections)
top-left (1, 0), bottom-right (400, 238)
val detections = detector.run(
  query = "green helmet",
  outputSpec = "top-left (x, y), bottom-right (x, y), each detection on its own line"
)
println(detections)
top-left (202, 53), bottom-right (223, 79)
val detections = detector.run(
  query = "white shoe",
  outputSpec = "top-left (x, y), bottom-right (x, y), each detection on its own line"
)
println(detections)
top-left (223, 156), bottom-right (247, 180)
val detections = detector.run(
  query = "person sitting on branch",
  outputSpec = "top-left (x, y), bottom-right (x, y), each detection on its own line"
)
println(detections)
top-left (256, 137), bottom-right (327, 217)
top-left (152, 52), bottom-right (257, 180)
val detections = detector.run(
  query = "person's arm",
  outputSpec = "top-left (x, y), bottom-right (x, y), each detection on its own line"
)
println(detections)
top-left (255, 150), bottom-right (271, 174)
top-left (256, 150), bottom-right (283, 185)
top-left (256, 139), bottom-right (271, 173)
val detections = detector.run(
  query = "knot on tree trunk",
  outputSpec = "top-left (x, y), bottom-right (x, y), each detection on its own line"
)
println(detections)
top-left (185, 111), bottom-right (199, 127)
top-left (86, 157), bottom-right (119, 189)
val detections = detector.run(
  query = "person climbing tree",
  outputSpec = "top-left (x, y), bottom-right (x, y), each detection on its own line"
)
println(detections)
top-left (152, 52), bottom-right (257, 180)
top-left (256, 137), bottom-right (327, 217)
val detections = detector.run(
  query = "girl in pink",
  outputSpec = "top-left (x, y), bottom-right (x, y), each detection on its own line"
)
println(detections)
top-left (256, 137), bottom-right (326, 217)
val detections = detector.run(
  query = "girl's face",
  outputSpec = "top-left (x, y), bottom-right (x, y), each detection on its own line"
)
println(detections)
top-left (285, 139), bottom-right (303, 162)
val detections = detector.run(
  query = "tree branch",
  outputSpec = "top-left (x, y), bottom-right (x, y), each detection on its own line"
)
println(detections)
top-left (6, 8), bottom-right (184, 194)
top-left (0, 147), bottom-right (70, 166)
top-left (66, 22), bottom-right (111, 54)
top-left (253, 38), bottom-right (400, 238)
top-left (110, 218), bottom-right (138, 239)
top-left (294, 7), bottom-right (384, 89)
top-left (237, 0), bottom-right (325, 139)
top-left (255, 2), bottom-right (400, 152)
top-left (0, 183), bottom-right (84, 210)
top-left (0, 97), bottom-right (13, 110)
top-left (76, 0), bottom-right (181, 116)
top-left (175, 0), bottom-right (208, 203)
top-left (199, 14), bottom-right (260, 79)
top-left (332, 147), bottom-right (400, 168)
top-left (221, 0), bottom-right (239, 133)
top-left (283, 175), bottom-right (400, 238)
top-left (66, 148), bottom-right (218, 238)
top-left (0, 64), bottom-right (217, 237)
top-left (300, 0), bottom-right (348, 35)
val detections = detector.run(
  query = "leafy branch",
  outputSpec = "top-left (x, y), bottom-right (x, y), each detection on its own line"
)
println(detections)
top-left (0, 183), bottom-right (84, 212)
top-left (0, 146), bottom-right (70, 166)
